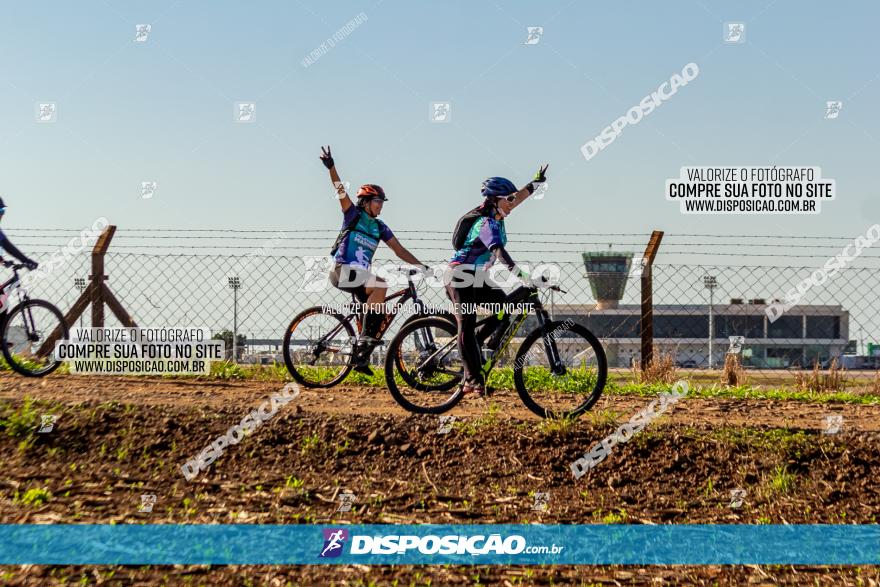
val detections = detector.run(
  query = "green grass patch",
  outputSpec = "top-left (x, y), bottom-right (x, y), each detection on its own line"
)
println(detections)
top-left (698, 427), bottom-right (812, 449)
top-left (0, 354), bottom-right (70, 374)
top-left (604, 380), bottom-right (880, 405)
top-left (768, 465), bottom-right (797, 494)
top-left (300, 434), bottom-right (321, 455)
top-left (678, 427), bottom-right (823, 461)
top-left (14, 487), bottom-right (52, 507)
top-left (458, 402), bottom-right (502, 435)
top-left (593, 508), bottom-right (629, 524)
top-left (0, 398), bottom-right (41, 437)
top-left (488, 365), bottom-right (600, 394)
top-left (16, 356), bottom-right (880, 406)
top-left (207, 361), bottom-right (291, 381)
top-left (536, 415), bottom-right (579, 436)
top-left (244, 365), bottom-right (880, 404)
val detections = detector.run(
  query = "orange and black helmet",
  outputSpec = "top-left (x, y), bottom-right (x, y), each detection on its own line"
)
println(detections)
top-left (356, 184), bottom-right (387, 201)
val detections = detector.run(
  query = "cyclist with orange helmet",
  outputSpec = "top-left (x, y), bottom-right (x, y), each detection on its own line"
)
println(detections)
top-left (320, 145), bottom-right (426, 373)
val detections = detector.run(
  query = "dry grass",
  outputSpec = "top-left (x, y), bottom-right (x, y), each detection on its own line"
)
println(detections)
top-left (795, 358), bottom-right (847, 393)
top-left (721, 353), bottom-right (746, 387)
top-left (872, 371), bottom-right (880, 394)
top-left (632, 352), bottom-right (678, 385)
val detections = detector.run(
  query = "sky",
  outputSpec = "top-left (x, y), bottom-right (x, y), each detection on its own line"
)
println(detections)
top-left (1, 0), bottom-right (878, 243)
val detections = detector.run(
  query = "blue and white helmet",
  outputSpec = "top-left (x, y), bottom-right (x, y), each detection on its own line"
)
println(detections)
top-left (480, 177), bottom-right (517, 198)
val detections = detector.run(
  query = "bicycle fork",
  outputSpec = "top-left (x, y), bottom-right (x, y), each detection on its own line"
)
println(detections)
top-left (536, 309), bottom-right (566, 376)
top-left (23, 304), bottom-right (39, 344)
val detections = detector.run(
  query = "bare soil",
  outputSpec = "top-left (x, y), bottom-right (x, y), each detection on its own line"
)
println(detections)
top-left (1, 372), bottom-right (879, 585)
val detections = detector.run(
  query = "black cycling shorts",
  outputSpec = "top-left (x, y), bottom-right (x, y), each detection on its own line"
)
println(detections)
top-left (329, 264), bottom-right (383, 304)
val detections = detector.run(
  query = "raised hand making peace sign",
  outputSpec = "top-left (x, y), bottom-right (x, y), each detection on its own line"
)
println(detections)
top-left (320, 145), bottom-right (335, 170)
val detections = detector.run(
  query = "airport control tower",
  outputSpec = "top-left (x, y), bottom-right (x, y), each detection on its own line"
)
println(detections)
top-left (582, 251), bottom-right (635, 309)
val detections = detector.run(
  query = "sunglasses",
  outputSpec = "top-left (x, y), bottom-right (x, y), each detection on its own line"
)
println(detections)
top-left (497, 195), bottom-right (516, 203)
top-left (369, 196), bottom-right (387, 203)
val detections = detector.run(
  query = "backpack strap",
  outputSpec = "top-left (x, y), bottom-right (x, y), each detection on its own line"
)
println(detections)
top-left (330, 207), bottom-right (363, 256)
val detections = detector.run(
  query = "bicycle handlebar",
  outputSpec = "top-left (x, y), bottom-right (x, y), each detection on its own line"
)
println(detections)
top-left (528, 273), bottom-right (566, 294)
top-left (1, 260), bottom-right (24, 270)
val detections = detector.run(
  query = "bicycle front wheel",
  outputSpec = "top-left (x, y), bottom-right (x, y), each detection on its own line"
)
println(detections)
top-left (283, 306), bottom-right (356, 388)
top-left (397, 312), bottom-right (458, 392)
top-left (514, 321), bottom-right (607, 419)
top-left (385, 316), bottom-right (464, 414)
top-left (2, 299), bottom-right (69, 377)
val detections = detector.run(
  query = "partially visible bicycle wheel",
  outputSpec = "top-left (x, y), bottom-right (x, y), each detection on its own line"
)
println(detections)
top-left (397, 312), bottom-right (458, 392)
top-left (513, 321), bottom-right (607, 419)
top-left (283, 306), bottom-right (356, 388)
top-left (385, 316), bottom-right (464, 414)
top-left (1, 299), bottom-right (68, 377)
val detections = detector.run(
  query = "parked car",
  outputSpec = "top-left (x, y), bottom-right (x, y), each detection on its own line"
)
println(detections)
top-left (676, 359), bottom-right (698, 368)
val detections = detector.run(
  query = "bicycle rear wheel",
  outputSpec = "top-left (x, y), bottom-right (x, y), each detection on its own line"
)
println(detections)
top-left (513, 321), bottom-right (607, 419)
top-left (283, 306), bottom-right (356, 388)
top-left (1, 299), bottom-right (68, 377)
top-left (385, 316), bottom-right (464, 414)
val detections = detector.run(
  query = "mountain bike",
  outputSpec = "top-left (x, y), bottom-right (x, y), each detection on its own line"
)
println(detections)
top-left (283, 268), bottom-right (454, 388)
top-left (0, 260), bottom-right (69, 377)
top-left (384, 282), bottom-right (607, 419)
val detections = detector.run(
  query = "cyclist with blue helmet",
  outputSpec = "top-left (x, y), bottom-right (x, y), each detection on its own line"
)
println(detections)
top-left (319, 146), bottom-right (427, 374)
top-left (446, 165), bottom-right (548, 396)
top-left (0, 197), bottom-right (39, 271)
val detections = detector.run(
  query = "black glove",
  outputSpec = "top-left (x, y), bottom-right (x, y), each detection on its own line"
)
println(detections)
top-left (526, 164), bottom-right (549, 194)
top-left (533, 163), bottom-right (549, 183)
top-left (320, 145), bottom-right (335, 170)
top-left (24, 259), bottom-right (39, 271)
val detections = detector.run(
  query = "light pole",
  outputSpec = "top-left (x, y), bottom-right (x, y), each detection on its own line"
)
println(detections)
top-left (74, 278), bottom-right (87, 329)
top-left (703, 275), bottom-right (718, 369)
top-left (228, 276), bottom-right (241, 362)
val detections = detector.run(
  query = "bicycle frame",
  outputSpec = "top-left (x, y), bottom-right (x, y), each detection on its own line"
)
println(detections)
top-left (0, 264), bottom-right (40, 348)
top-left (0, 272), bottom-right (24, 315)
top-left (409, 286), bottom-right (567, 381)
top-left (475, 287), bottom-right (566, 378)
top-left (310, 273), bottom-right (427, 353)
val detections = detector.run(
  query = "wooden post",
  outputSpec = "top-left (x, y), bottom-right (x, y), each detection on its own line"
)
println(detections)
top-left (90, 226), bottom-right (115, 328)
top-left (38, 225), bottom-right (137, 357)
top-left (103, 285), bottom-right (136, 327)
top-left (640, 230), bottom-right (664, 372)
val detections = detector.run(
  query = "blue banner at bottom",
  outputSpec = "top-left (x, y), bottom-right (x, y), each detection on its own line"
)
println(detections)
top-left (1, 524), bottom-right (879, 565)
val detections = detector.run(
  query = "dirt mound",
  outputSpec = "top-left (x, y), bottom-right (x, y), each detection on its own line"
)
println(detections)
top-left (2, 374), bottom-right (879, 584)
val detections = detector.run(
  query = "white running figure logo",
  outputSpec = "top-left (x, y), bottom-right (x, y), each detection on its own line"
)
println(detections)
top-left (354, 247), bottom-right (370, 268)
top-left (321, 529), bottom-right (346, 557)
top-left (725, 23), bottom-right (744, 42)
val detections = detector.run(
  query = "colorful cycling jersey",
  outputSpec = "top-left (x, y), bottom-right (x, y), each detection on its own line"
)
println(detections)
top-left (333, 205), bottom-right (394, 269)
top-left (449, 216), bottom-right (506, 268)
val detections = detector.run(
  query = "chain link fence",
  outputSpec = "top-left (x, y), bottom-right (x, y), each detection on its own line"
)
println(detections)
top-left (10, 228), bottom-right (880, 391)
